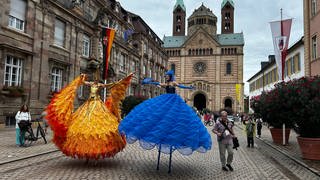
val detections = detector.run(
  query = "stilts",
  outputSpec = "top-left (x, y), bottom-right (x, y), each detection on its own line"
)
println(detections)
top-left (168, 146), bottom-right (173, 173)
top-left (156, 144), bottom-right (161, 170)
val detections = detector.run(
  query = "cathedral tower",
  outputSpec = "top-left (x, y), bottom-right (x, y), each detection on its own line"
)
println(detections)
top-left (173, 0), bottom-right (186, 36)
top-left (221, 0), bottom-right (234, 34)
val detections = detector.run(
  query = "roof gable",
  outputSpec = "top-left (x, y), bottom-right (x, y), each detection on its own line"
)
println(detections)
top-left (182, 27), bottom-right (219, 48)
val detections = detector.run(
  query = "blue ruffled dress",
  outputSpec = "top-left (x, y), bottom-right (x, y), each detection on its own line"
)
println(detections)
top-left (119, 85), bottom-right (212, 155)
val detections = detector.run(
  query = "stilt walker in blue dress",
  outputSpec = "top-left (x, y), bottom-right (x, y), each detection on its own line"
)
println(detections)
top-left (119, 70), bottom-right (212, 173)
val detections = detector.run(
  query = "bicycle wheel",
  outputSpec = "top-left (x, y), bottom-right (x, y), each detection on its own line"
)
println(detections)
top-left (24, 133), bottom-right (33, 147)
top-left (38, 126), bottom-right (47, 144)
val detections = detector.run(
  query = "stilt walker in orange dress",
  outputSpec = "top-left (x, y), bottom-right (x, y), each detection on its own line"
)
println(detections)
top-left (46, 71), bottom-right (134, 160)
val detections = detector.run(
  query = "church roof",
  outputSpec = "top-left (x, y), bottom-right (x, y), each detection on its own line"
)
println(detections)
top-left (174, 0), bottom-right (186, 12)
top-left (163, 33), bottom-right (244, 48)
top-left (163, 36), bottom-right (188, 48)
top-left (189, 4), bottom-right (217, 19)
top-left (216, 33), bottom-right (244, 45)
top-left (221, 0), bottom-right (234, 8)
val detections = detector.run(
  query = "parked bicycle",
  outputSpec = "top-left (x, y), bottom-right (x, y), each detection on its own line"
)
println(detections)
top-left (18, 118), bottom-right (47, 146)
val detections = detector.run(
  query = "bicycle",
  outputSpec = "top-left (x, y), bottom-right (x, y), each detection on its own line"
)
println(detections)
top-left (18, 118), bottom-right (47, 147)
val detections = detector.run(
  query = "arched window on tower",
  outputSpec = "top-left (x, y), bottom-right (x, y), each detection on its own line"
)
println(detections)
top-left (176, 15), bottom-right (181, 22)
top-left (225, 22), bottom-right (230, 30)
top-left (176, 25), bottom-right (181, 32)
top-left (226, 62), bottom-right (232, 75)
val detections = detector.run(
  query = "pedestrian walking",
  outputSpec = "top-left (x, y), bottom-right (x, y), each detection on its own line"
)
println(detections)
top-left (245, 117), bottom-right (255, 148)
top-left (212, 110), bottom-right (236, 172)
top-left (256, 118), bottom-right (262, 138)
top-left (204, 112), bottom-right (211, 126)
top-left (15, 104), bottom-right (31, 147)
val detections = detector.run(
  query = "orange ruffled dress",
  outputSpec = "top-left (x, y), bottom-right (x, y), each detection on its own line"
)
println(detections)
top-left (46, 74), bottom-right (133, 159)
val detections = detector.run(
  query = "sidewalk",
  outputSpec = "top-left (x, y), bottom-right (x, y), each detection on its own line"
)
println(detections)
top-left (237, 122), bottom-right (320, 176)
top-left (0, 128), bottom-right (57, 165)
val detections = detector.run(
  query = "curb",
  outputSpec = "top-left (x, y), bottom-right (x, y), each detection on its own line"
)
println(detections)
top-left (234, 124), bottom-right (320, 177)
top-left (257, 136), bottom-right (320, 177)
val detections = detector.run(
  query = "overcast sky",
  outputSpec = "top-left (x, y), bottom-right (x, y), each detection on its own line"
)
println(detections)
top-left (118, 0), bottom-right (304, 95)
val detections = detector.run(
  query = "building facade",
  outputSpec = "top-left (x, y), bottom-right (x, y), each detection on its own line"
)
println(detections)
top-left (0, 0), bottom-right (167, 127)
top-left (163, 0), bottom-right (244, 114)
top-left (130, 14), bottom-right (168, 98)
top-left (304, 0), bottom-right (320, 76)
top-left (247, 38), bottom-right (304, 112)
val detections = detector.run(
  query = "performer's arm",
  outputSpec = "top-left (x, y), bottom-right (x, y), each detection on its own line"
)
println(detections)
top-left (83, 81), bottom-right (92, 86)
top-left (142, 78), bottom-right (162, 87)
top-left (99, 82), bottom-right (116, 88)
top-left (173, 81), bottom-right (195, 89)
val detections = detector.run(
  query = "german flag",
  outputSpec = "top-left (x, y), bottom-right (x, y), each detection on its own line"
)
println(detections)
top-left (101, 27), bottom-right (115, 80)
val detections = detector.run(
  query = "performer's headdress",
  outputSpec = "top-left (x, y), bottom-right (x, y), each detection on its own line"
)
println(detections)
top-left (165, 70), bottom-right (175, 82)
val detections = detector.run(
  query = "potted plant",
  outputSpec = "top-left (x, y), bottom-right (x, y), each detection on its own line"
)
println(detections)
top-left (250, 81), bottom-right (295, 145)
top-left (289, 76), bottom-right (320, 160)
top-left (251, 76), bottom-right (320, 159)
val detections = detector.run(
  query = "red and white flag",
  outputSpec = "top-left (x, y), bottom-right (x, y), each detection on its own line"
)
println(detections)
top-left (270, 19), bottom-right (292, 80)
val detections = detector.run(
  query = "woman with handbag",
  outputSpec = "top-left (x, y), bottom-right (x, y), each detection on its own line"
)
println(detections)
top-left (15, 104), bottom-right (31, 147)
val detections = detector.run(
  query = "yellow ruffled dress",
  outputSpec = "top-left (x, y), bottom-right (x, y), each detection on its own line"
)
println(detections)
top-left (46, 74), bottom-right (133, 159)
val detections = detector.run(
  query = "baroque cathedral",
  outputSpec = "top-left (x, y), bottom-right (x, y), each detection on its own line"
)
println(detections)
top-left (163, 0), bottom-right (244, 113)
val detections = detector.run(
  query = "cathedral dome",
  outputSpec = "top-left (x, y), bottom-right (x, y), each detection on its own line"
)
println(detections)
top-left (187, 4), bottom-right (217, 36)
top-left (189, 4), bottom-right (217, 19)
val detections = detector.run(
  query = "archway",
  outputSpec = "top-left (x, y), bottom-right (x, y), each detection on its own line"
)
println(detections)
top-left (193, 93), bottom-right (206, 111)
top-left (224, 98), bottom-right (232, 109)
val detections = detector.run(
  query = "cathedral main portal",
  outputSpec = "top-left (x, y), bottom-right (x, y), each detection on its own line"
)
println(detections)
top-left (193, 93), bottom-right (206, 111)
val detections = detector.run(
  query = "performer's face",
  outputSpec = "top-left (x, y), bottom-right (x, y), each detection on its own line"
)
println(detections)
top-left (165, 75), bottom-right (170, 81)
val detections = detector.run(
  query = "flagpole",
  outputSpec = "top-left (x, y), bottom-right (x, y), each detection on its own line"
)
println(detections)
top-left (280, 8), bottom-right (286, 146)
top-left (280, 8), bottom-right (284, 81)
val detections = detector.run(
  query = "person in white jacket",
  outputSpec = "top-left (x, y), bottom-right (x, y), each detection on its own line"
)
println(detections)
top-left (15, 104), bottom-right (31, 146)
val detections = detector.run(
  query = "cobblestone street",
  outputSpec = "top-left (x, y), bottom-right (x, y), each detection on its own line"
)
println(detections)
top-left (0, 124), bottom-right (319, 180)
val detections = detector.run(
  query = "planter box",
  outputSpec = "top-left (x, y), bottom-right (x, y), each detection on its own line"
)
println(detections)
top-left (297, 136), bottom-right (320, 160)
top-left (270, 128), bottom-right (291, 145)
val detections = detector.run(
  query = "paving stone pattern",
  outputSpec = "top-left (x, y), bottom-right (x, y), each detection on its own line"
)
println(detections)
top-left (0, 125), bottom-right (319, 180)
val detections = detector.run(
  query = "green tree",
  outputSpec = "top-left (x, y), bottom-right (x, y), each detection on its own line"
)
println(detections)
top-left (121, 95), bottom-right (147, 118)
